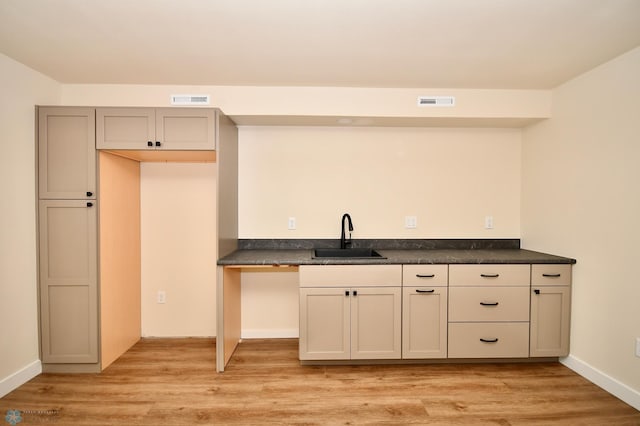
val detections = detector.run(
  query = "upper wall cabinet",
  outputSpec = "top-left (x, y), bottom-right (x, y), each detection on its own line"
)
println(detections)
top-left (38, 107), bottom-right (96, 200)
top-left (96, 107), bottom-right (216, 151)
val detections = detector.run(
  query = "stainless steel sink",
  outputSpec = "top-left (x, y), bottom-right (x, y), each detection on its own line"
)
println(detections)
top-left (313, 248), bottom-right (385, 258)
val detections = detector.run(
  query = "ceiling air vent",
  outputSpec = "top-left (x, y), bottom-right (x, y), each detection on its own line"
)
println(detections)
top-left (417, 96), bottom-right (455, 107)
top-left (170, 94), bottom-right (210, 106)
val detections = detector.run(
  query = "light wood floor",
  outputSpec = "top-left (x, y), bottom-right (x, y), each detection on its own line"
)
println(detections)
top-left (1, 338), bottom-right (638, 425)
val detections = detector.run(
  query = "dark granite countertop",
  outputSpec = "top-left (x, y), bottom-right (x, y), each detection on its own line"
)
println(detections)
top-left (217, 239), bottom-right (576, 266)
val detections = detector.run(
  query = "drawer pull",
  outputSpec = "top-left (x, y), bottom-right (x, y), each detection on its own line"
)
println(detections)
top-left (416, 289), bottom-right (435, 294)
top-left (534, 289), bottom-right (541, 295)
top-left (416, 274), bottom-right (435, 278)
top-left (480, 338), bottom-right (499, 343)
top-left (542, 273), bottom-right (561, 278)
top-left (345, 290), bottom-right (349, 296)
top-left (480, 302), bottom-right (499, 306)
top-left (480, 273), bottom-right (499, 278)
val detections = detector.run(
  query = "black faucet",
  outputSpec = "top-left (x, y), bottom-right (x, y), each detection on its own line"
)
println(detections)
top-left (340, 213), bottom-right (353, 249)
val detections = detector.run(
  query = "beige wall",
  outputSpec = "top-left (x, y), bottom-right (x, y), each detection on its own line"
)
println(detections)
top-left (522, 47), bottom-right (640, 396)
top-left (140, 163), bottom-right (217, 337)
top-left (240, 270), bottom-right (299, 338)
top-left (239, 126), bottom-right (521, 238)
top-left (61, 85), bottom-right (550, 121)
top-left (0, 53), bottom-right (60, 394)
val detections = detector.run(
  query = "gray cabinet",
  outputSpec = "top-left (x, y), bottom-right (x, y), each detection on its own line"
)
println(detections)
top-left (38, 199), bottom-right (98, 363)
top-left (298, 265), bottom-right (402, 361)
top-left (402, 265), bottom-right (448, 359)
top-left (37, 106), bottom-right (99, 368)
top-left (96, 107), bottom-right (216, 150)
top-left (38, 107), bottom-right (96, 199)
top-left (530, 265), bottom-right (572, 357)
top-left (448, 264), bottom-right (531, 358)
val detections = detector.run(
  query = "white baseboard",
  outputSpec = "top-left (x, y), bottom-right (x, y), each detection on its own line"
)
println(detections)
top-left (0, 360), bottom-right (42, 399)
top-left (241, 329), bottom-right (299, 339)
top-left (561, 354), bottom-right (640, 411)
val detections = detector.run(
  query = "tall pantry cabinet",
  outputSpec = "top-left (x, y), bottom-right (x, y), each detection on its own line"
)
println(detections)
top-left (37, 107), bottom-right (100, 368)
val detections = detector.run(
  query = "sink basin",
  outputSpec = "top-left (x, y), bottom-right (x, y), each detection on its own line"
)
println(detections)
top-left (313, 248), bottom-right (385, 259)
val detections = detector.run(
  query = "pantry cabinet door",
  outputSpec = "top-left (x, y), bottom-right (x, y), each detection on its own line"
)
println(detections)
top-left (39, 200), bottom-right (98, 363)
top-left (38, 107), bottom-right (96, 199)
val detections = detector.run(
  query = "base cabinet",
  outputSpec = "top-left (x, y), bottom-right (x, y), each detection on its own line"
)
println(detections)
top-left (300, 263), bottom-right (572, 363)
top-left (530, 265), bottom-right (572, 357)
top-left (298, 265), bottom-right (402, 361)
top-left (299, 286), bottom-right (402, 360)
top-left (401, 265), bottom-right (449, 359)
top-left (448, 264), bottom-right (531, 358)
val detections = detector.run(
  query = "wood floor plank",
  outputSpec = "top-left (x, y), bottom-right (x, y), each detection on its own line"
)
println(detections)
top-left (0, 338), bottom-right (637, 425)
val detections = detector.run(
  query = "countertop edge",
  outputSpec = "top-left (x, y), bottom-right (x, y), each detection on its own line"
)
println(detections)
top-left (217, 248), bottom-right (576, 266)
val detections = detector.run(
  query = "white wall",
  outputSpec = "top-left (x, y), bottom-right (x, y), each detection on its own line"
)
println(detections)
top-left (140, 163), bottom-right (217, 337)
top-left (0, 53), bottom-right (60, 396)
top-left (522, 47), bottom-right (640, 400)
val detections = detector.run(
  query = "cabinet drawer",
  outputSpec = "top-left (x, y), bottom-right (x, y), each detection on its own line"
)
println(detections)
top-left (531, 264), bottom-right (572, 286)
top-left (448, 322), bottom-right (529, 358)
top-left (449, 264), bottom-right (530, 287)
top-left (402, 265), bottom-right (448, 287)
top-left (299, 265), bottom-right (401, 287)
top-left (449, 287), bottom-right (530, 322)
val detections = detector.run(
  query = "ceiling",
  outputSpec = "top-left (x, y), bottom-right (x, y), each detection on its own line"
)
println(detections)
top-left (1, 0), bottom-right (639, 90)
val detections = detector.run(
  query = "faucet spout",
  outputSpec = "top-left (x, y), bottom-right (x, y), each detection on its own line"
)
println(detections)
top-left (340, 213), bottom-right (353, 249)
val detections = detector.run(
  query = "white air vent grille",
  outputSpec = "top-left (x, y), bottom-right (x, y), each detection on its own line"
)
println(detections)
top-left (171, 94), bottom-right (210, 105)
top-left (417, 96), bottom-right (455, 107)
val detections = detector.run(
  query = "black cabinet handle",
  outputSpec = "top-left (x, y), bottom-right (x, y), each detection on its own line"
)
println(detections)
top-left (86, 202), bottom-right (93, 207)
top-left (480, 274), bottom-right (499, 278)
top-left (345, 290), bottom-right (349, 296)
top-left (534, 289), bottom-right (541, 295)
top-left (353, 290), bottom-right (358, 296)
top-left (480, 302), bottom-right (499, 306)
top-left (155, 141), bottom-right (161, 147)
top-left (147, 141), bottom-right (153, 147)
top-left (480, 338), bottom-right (499, 343)
top-left (542, 273), bottom-right (561, 278)
top-left (86, 191), bottom-right (93, 197)
top-left (416, 289), bottom-right (435, 293)
top-left (416, 274), bottom-right (435, 278)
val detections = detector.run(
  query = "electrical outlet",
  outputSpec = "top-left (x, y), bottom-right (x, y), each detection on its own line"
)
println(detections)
top-left (485, 216), bottom-right (494, 229)
top-left (405, 216), bottom-right (417, 229)
top-left (157, 290), bottom-right (166, 304)
top-left (288, 217), bottom-right (296, 230)
top-left (636, 337), bottom-right (640, 358)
